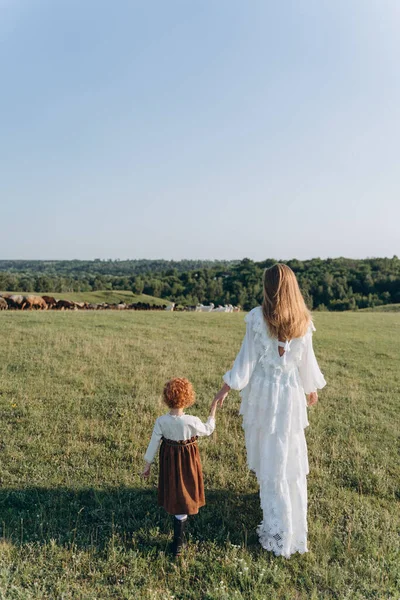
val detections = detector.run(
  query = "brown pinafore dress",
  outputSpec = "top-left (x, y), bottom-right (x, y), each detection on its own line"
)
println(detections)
top-left (158, 435), bottom-right (205, 515)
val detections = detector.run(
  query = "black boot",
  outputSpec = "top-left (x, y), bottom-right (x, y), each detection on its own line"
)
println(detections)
top-left (172, 517), bottom-right (187, 557)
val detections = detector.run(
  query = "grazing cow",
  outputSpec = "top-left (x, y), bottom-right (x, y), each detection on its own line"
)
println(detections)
top-left (130, 302), bottom-right (151, 310)
top-left (212, 305), bottom-right (227, 312)
top-left (117, 303), bottom-right (127, 310)
top-left (233, 306), bottom-right (241, 312)
top-left (129, 302), bottom-right (158, 310)
top-left (23, 295), bottom-right (48, 310)
top-left (55, 299), bottom-right (76, 310)
top-left (128, 303), bottom-right (141, 310)
top-left (195, 303), bottom-right (215, 312)
top-left (42, 295), bottom-right (57, 308)
top-left (0, 297), bottom-right (8, 310)
top-left (165, 303), bottom-right (175, 311)
top-left (7, 295), bottom-right (26, 309)
top-left (74, 302), bottom-right (86, 309)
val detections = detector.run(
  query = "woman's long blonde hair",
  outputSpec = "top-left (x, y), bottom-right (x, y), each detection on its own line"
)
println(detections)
top-left (262, 263), bottom-right (310, 340)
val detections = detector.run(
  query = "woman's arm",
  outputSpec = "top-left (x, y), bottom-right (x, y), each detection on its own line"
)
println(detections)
top-left (216, 312), bottom-right (258, 405)
top-left (298, 327), bottom-right (326, 396)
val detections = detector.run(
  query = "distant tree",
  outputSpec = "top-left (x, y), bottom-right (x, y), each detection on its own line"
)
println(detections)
top-left (132, 277), bottom-right (145, 295)
top-left (0, 257), bottom-right (398, 311)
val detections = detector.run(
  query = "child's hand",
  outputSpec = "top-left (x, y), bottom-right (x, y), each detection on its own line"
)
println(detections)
top-left (141, 463), bottom-right (151, 478)
top-left (211, 397), bottom-right (219, 410)
top-left (307, 392), bottom-right (318, 406)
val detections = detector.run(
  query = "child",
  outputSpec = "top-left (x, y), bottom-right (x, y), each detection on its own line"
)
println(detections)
top-left (142, 377), bottom-right (218, 557)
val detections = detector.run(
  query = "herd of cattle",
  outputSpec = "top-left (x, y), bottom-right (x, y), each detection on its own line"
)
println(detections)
top-left (0, 294), bottom-right (168, 311)
top-left (0, 295), bottom-right (241, 313)
top-left (193, 303), bottom-right (240, 312)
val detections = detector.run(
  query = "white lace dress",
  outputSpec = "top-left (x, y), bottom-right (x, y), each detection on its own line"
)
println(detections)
top-left (223, 306), bottom-right (326, 558)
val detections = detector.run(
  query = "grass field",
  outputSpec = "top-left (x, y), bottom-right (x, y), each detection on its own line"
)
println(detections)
top-left (0, 310), bottom-right (398, 599)
top-left (0, 290), bottom-right (167, 306)
top-left (361, 304), bottom-right (400, 313)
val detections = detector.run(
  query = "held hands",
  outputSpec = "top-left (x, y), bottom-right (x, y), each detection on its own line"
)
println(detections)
top-left (307, 391), bottom-right (318, 407)
top-left (213, 383), bottom-right (231, 408)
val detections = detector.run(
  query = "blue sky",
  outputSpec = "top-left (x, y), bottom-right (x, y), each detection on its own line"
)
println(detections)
top-left (1, 0), bottom-right (399, 261)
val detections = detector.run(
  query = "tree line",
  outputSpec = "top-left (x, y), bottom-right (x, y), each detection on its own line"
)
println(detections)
top-left (0, 257), bottom-right (399, 311)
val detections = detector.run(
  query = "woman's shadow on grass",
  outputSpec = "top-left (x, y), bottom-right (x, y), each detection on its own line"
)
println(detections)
top-left (0, 487), bottom-right (262, 552)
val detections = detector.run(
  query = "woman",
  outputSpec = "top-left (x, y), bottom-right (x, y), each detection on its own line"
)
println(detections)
top-left (214, 263), bottom-right (326, 558)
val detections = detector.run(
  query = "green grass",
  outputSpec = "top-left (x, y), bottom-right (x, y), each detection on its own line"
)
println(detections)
top-left (0, 290), bottom-right (168, 306)
top-left (0, 311), bottom-right (398, 599)
top-left (360, 303), bottom-right (400, 312)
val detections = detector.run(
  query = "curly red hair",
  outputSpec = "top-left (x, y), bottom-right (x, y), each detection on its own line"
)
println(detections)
top-left (163, 378), bottom-right (195, 409)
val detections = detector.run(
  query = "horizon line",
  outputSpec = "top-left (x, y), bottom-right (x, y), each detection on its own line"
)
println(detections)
top-left (0, 255), bottom-right (398, 263)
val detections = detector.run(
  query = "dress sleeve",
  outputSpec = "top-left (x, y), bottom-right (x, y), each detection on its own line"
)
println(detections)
top-left (192, 416), bottom-right (216, 437)
top-left (223, 312), bottom-right (259, 391)
top-left (298, 324), bottom-right (327, 394)
top-left (144, 418), bottom-right (163, 464)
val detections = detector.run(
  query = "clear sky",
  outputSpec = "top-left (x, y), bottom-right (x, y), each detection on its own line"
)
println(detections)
top-left (1, 0), bottom-right (399, 261)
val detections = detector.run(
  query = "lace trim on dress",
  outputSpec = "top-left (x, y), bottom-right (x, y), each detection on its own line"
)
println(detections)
top-left (257, 521), bottom-right (308, 558)
top-left (257, 475), bottom-right (308, 558)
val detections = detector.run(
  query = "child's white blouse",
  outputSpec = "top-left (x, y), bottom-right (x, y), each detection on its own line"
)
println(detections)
top-left (144, 413), bottom-right (215, 464)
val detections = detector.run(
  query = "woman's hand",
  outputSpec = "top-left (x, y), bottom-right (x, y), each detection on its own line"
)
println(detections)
top-left (307, 391), bottom-right (318, 406)
top-left (214, 383), bottom-right (231, 408)
top-left (141, 462), bottom-right (151, 478)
